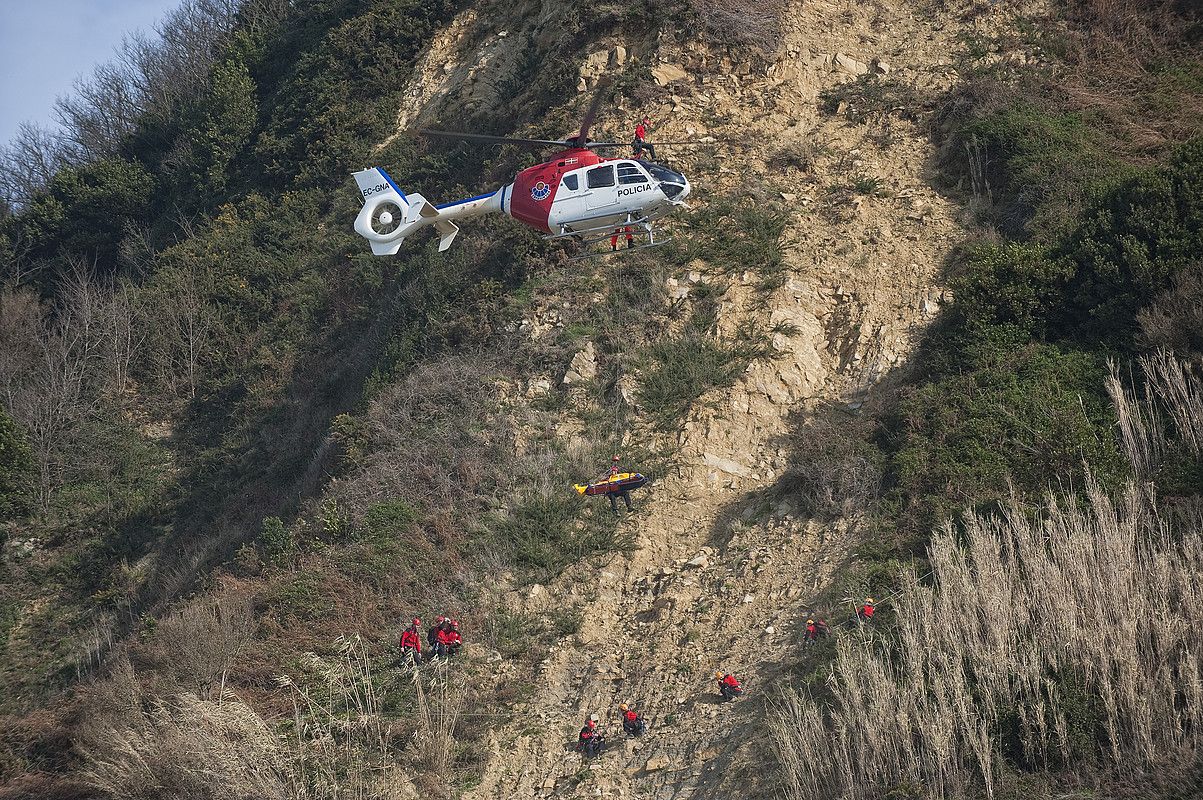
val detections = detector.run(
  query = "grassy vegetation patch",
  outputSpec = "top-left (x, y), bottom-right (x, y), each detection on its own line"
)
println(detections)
top-left (638, 334), bottom-right (744, 425)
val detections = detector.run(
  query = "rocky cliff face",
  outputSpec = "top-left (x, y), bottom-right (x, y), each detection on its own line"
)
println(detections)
top-left (376, 0), bottom-right (1029, 796)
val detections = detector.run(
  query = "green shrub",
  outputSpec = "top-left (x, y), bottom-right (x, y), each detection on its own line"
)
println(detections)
top-left (889, 343), bottom-right (1124, 522)
top-left (487, 492), bottom-right (617, 577)
top-left (680, 198), bottom-right (787, 276)
top-left (638, 334), bottom-right (743, 424)
top-left (939, 98), bottom-right (1130, 237)
top-left (361, 499), bottom-right (419, 543)
top-left (259, 516), bottom-right (293, 565)
top-left (0, 409), bottom-right (32, 520)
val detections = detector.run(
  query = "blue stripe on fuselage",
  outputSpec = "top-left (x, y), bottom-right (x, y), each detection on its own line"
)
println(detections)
top-left (378, 168), bottom-right (407, 203)
top-left (436, 191), bottom-right (496, 210)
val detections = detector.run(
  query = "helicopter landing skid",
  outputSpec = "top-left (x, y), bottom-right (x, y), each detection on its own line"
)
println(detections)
top-left (568, 238), bottom-right (673, 261)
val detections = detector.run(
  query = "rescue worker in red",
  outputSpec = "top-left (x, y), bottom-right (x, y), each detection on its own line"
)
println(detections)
top-left (715, 670), bottom-right (743, 701)
top-left (610, 226), bottom-right (634, 251)
top-left (632, 116), bottom-right (656, 161)
top-left (858, 597), bottom-right (876, 623)
top-left (445, 620), bottom-right (462, 657)
top-left (804, 618), bottom-right (820, 645)
top-left (400, 617), bottom-right (422, 666)
top-left (426, 615), bottom-right (446, 652)
top-left (618, 703), bottom-right (646, 736)
top-left (432, 621), bottom-right (451, 660)
top-left (576, 717), bottom-right (605, 757)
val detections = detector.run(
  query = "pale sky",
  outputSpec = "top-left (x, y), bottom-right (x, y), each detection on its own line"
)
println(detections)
top-left (0, 0), bottom-right (182, 146)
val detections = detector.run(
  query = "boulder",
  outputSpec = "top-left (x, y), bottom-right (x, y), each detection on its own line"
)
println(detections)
top-left (651, 63), bottom-right (689, 86)
top-left (644, 756), bottom-right (672, 772)
top-left (562, 342), bottom-right (598, 385)
top-left (834, 53), bottom-right (869, 75)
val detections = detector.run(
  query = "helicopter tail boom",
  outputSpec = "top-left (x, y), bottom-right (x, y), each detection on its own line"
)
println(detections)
top-left (352, 167), bottom-right (507, 254)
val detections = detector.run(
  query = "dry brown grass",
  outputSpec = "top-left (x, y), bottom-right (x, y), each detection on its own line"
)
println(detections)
top-left (689, 0), bottom-right (787, 53)
top-left (78, 659), bottom-right (290, 800)
top-left (773, 354), bottom-right (1203, 799)
top-left (1058, 0), bottom-right (1203, 162)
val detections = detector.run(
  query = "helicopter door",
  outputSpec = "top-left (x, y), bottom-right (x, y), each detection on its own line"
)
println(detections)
top-left (584, 165), bottom-right (617, 211)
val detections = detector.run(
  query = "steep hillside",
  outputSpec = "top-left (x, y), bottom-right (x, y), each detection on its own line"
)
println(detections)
top-left (1, 0), bottom-right (1201, 798)
top-left (434, 0), bottom-right (977, 796)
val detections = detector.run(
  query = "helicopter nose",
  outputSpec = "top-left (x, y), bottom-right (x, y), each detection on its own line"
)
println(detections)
top-left (659, 171), bottom-right (690, 201)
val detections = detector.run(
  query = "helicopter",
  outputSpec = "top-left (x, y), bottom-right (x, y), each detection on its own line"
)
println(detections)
top-left (352, 91), bottom-right (695, 256)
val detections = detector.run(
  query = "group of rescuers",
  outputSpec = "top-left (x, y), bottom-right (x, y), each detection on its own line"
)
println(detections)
top-left (400, 443), bottom-right (883, 758)
top-left (609, 115), bottom-right (658, 252)
top-left (398, 615), bottom-right (462, 666)
top-left (401, 600), bottom-right (880, 760)
top-left (574, 597), bottom-right (877, 758)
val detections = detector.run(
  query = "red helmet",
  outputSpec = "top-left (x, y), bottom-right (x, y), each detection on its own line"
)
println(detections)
top-left (451, 620), bottom-right (459, 629)
top-left (612, 454), bottom-right (620, 461)
top-left (587, 718), bottom-right (597, 729)
top-left (412, 617), bottom-right (420, 626)
top-left (436, 615), bottom-right (445, 623)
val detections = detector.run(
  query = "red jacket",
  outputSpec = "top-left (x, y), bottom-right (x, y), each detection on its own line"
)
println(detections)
top-left (400, 626), bottom-right (421, 650)
top-left (624, 710), bottom-right (639, 723)
top-left (446, 630), bottom-right (462, 646)
top-left (721, 674), bottom-right (740, 689)
top-left (861, 604), bottom-right (875, 619)
top-left (634, 123), bottom-right (647, 140)
top-left (436, 628), bottom-right (451, 645)
top-left (579, 725), bottom-right (597, 742)
top-left (805, 622), bottom-right (818, 640)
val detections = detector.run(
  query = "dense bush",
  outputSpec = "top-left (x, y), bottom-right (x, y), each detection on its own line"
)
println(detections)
top-left (890, 342), bottom-right (1123, 522)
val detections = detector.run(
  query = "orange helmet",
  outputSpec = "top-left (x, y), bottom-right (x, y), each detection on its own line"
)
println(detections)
top-left (619, 703), bottom-right (628, 711)
top-left (714, 670), bottom-right (724, 680)
top-left (807, 618), bottom-right (815, 625)
top-left (865, 597), bottom-right (875, 605)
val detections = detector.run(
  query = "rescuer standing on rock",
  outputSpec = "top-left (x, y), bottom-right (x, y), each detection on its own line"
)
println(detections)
top-left (610, 226), bottom-right (634, 251)
top-left (804, 618), bottom-right (820, 645)
top-left (604, 454), bottom-right (634, 515)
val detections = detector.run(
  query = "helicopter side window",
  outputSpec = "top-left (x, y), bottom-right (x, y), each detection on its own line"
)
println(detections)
top-left (618, 162), bottom-right (649, 184)
top-left (586, 165), bottom-right (615, 189)
top-left (562, 174), bottom-right (579, 191)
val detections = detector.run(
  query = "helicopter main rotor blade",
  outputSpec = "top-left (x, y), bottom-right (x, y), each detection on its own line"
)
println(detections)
top-left (573, 81), bottom-right (610, 148)
top-left (421, 129), bottom-right (569, 148)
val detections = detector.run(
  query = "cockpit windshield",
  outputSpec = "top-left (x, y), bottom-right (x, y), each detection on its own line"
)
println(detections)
top-left (645, 163), bottom-right (688, 198)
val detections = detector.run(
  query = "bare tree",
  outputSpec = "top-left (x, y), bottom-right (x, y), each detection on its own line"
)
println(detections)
top-left (0, 121), bottom-right (66, 207)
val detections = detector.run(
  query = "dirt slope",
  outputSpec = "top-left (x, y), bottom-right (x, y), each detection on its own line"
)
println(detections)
top-left (382, 0), bottom-right (1034, 796)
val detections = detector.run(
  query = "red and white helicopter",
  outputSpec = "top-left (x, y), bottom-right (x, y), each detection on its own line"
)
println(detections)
top-left (352, 93), bottom-right (693, 256)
